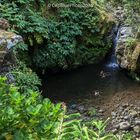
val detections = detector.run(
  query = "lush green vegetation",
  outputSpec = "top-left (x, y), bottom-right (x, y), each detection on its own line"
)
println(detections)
top-left (0, 0), bottom-right (114, 71)
top-left (0, 77), bottom-right (133, 140)
top-left (0, 0), bottom-right (139, 139)
top-left (108, 0), bottom-right (140, 27)
top-left (11, 61), bottom-right (41, 93)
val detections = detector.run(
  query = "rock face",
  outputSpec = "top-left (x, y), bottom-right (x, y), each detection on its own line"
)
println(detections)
top-left (0, 29), bottom-right (22, 75)
top-left (115, 26), bottom-right (140, 73)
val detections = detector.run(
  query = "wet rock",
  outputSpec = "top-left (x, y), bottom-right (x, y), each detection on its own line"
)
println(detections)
top-left (135, 120), bottom-right (140, 125)
top-left (114, 124), bottom-right (119, 129)
top-left (129, 110), bottom-right (138, 117)
top-left (115, 26), bottom-right (140, 74)
top-left (111, 111), bottom-right (116, 117)
top-left (122, 103), bottom-right (129, 107)
top-left (77, 105), bottom-right (86, 114)
top-left (130, 104), bottom-right (134, 107)
top-left (111, 120), bottom-right (116, 125)
top-left (119, 121), bottom-right (131, 130)
top-left (118, 106), bottom-right (123, 112)
top-left (110, 102), bottom-right (140, 139)
top-left (112, 129), bottom-right (118, 134)
top-left (99, 109), bottom-right (104, 113)
top-left (82, 116), bottom-right (90, 121)
top-left (133, 126), bottom-right (140, 134)
top-left (70, 104), bottom-right (77, 109)
top-left (124, 116), bottom-right (129, 120)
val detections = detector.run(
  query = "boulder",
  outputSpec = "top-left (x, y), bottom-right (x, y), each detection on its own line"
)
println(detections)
top-left (133, 126), bottom-right (140, 134)
top-left (119, 121), bottom-right (131, 130)
top-left (115, 26), bottom-right (140, 73)
top-left (0, 30), bottom-right (22, 63)
top-left (0, 29), bottom-right (22, 75)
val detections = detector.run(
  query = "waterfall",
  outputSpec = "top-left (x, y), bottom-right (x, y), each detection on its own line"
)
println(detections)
top-left (105, 25), bottom-right (120, 69)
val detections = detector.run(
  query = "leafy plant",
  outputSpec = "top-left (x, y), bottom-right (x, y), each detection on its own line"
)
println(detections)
top-left (0, 76), bottom-right (129, 140)
top-left (11, 61), bottom-right (41, 93)
top-left (0, 0), bottom-right (114, 70)
top-left (88, 107), bottom-right (97, 117)
top-left (114, 133), bottom-right (133, 140)
top-left (125, 37), bottom-right (137, 48)
top-left (0, 76), bottom-right (64, 139)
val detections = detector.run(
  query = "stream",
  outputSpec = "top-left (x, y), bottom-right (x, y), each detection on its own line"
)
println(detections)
top-left (42, 27), bottom-right (140, 113)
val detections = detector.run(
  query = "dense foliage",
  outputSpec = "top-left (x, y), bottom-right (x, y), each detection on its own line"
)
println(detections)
top-left (108, 0), bottom-right (140, 27)
top-left (0, 1), bottom-right (138, 139)
top-left (11, 61), bottom-right (41, 93)
top-left (0, 0), bottom-right (114, 71)
top-left (0, 77), bottom-right (132, 140)
top-left (0, 77), bottom-right (63, 139)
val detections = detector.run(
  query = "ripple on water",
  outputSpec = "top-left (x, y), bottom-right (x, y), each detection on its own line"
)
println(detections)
top-left (106, 62), bottom-right (119, 69)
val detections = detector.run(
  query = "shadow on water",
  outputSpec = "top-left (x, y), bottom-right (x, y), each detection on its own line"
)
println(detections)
top-left (42, 26), bottom-right (140, 105)
top-left (42, 62), bottom-right (139, 104)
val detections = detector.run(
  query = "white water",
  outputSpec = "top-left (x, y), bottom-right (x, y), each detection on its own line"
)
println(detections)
top-left (105, 26), bottom-right (120, 69)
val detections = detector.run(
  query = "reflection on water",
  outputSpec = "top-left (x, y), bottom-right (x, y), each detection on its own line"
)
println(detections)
top-left (42, 26), bottom-right (139, 104)
top-left (42, 62), bottom-right (139, 104)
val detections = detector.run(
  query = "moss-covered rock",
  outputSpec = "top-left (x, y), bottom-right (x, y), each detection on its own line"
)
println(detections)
top-left (0, 29), bottom-right (22, 78)
top-left (0, 29), bottom-right (22, 64)
top-left (116, 26), bottom-right (140, 76)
